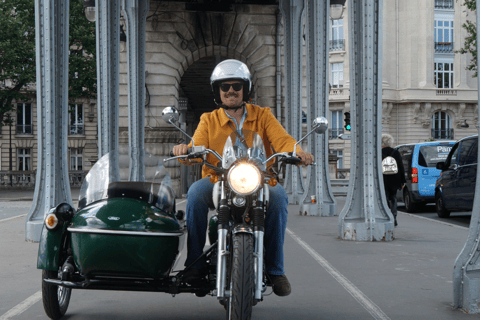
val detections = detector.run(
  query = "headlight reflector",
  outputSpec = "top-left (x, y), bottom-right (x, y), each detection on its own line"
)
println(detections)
top-left (227, 162), bottom-right (261, 195)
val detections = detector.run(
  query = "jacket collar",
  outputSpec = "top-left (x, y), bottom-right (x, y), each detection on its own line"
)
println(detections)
top-left (218, 103), bottom-right (256, 127)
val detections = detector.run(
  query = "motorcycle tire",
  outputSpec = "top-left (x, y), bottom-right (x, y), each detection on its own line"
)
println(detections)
top-left (226, 233), bottom-right (254, 320)
top-left (42, 270), bottom-right (72, 320)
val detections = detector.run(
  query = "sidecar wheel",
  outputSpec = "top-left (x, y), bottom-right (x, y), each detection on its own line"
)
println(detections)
top-left (42, 270), bottom-right (71, 320)
top-left (226, 233), bottom-right (254, 320)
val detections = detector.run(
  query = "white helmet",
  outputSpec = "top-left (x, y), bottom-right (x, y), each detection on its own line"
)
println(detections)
top-left (210, 59), bottom-right (252, 105)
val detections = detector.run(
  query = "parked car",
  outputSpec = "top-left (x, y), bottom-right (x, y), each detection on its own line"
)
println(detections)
top-left (395, 140), bottom-right (455, 212)
top-left (435, 134), bottom-right (478, 218)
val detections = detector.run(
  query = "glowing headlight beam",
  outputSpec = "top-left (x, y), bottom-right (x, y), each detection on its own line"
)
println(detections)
top-left (228, 163), bottom-right (261, 195)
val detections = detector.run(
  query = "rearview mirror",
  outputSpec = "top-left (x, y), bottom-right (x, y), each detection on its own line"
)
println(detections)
top-left (161, 106), bottom-right (179, 124)
top-left (313, 117), bottom-right (328, 134)
top-left (161, 106), bottom-right (195, 146)
top-left (436, 162), bottom-right (445, 171)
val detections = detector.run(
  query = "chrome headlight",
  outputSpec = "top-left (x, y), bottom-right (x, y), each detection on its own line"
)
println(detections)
top-left (227, 162), bottom-right (262, 195)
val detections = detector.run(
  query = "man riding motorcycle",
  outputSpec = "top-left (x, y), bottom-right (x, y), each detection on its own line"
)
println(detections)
top-left (172, 59), bottom-right (313, 296)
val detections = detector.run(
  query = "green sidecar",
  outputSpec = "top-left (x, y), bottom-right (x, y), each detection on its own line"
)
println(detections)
top-left (37, 152), bottom-right (193, 320)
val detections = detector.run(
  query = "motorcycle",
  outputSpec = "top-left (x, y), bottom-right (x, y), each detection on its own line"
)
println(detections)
top-left (37, 106), bottom-right (327, 320)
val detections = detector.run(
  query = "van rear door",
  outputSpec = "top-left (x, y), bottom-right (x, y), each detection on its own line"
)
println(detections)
top-left (416, 143), bottom-right (454, 197)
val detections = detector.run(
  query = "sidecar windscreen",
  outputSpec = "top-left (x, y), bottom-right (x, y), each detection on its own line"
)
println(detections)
top-left (78, 150), bottom-right (174, 210)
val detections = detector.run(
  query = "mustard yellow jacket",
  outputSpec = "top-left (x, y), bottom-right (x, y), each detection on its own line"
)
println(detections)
top-left (186, 103), bottom-right (303, 179)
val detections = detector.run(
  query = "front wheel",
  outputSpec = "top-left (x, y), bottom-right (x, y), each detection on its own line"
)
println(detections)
top-left (435, 193), bottom-right (451, 218)
top-left (226, 233), bottom-right (255, 320)
top-left (42, 270), bottom-right (72, 320)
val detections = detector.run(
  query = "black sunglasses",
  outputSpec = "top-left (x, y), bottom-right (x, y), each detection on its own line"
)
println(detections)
top-left (220, 82), bottom-right (243, 92)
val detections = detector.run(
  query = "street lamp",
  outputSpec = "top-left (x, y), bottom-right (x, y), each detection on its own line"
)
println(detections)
top-left (83, 0), bottom-right (96, 22)
top-left (330, 0), bottom-right (346, 20)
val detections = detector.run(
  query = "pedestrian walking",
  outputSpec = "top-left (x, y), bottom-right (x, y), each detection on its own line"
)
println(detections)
top-left (381, 133), bottom-right (405, 226)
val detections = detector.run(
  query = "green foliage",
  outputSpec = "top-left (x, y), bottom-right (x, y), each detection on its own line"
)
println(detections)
top-left (458, 0), bottom-right (478, 77)
top-left (0, 0), bottom-right (96, 127)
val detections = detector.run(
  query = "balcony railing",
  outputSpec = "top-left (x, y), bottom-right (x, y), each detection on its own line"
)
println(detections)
top-left (329, 39), bottom-right (345, 52)
top-left (436, 89), bottom-right (457, 96)
top-left (0, 171), bottom-right (35, 188)
top-left (435, 42), bottom-right (453, 53)
top-left (435, 0), bottom-right (454, 9)
top-left (69, 170), bottom-right (87, 187)
top-left (16, 124), bottom-right (33, 135)
top-left (329, 87), bottom-right (346, 96)
top-left (431, 128), bottom-right (454, 140)
top-left (69, 124), bottom-right (85, 135)
top-left (329, 128), bottom-right (344, 139)
top-left (0, 171), bottom-right (87, 189)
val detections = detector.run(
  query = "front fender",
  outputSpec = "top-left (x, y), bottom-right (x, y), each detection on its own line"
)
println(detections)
top-left (37, 223), bottom-right (68, 271)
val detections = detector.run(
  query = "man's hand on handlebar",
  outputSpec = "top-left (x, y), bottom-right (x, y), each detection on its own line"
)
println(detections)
top-left (173, 144), bottom-right (188, 156)
top-left (296, 151), bottom-right (314, 166)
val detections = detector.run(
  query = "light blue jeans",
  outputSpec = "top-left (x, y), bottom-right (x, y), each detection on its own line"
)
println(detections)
top-left (185, 177), bottom-right (288, 276)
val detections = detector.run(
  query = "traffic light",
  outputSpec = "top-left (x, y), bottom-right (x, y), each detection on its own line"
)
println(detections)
top-left (344, 112), bottom-right (351, 131)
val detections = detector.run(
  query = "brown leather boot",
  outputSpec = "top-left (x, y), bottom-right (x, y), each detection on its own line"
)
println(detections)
top-left (268, 274), bottom-right (291, 296)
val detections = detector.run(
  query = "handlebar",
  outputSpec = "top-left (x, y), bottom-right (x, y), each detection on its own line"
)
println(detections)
top-left (164, 146), bottom-right (223, 163)
top-left (263, 152), bottom-right (307, 165)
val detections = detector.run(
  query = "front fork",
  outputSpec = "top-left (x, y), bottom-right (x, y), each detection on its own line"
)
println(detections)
top-left (215, 181), bottom-right (267, 301)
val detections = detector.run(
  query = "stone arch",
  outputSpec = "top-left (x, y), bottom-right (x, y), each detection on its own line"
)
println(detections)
top-left (142, 5), bottom-right (279, 194)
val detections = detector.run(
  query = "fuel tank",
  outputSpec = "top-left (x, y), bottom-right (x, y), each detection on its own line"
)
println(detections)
top-left (69, 183), bottom-right (185, 280)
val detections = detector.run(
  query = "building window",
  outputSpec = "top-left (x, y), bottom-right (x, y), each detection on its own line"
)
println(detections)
top-left (434, 61), bottom-right (454, 88)
top-left (329, 110), bottom-right (343, 139)
top-left (431, 111), bottom-right (453, 139)
top-left (16, 103), bottom-right (32, 134)
top-left (329, 19), bottom-right (344, 51)
top-left (435, 0), bottom-right (454, 10)
top-left (434, 18), bottom-right (454, 53)
top-left (330, 63), bottom-right (343, 88)
top-left (69, 148), bottom-right (83, 171)
top-left (69, 104), bottom-right (84, 135)
top-left (18, 148), bottom-right (31, 171)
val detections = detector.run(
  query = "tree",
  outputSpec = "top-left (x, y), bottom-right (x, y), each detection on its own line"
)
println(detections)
top-left (0, 0), bottom-right (96, 127)
top-left (458, 0), bottom-right (478, 76)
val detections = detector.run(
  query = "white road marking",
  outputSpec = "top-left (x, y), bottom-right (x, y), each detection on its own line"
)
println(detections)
top-left (0, 214), bottom-right (26, 224)
top-left (399, 212), bottom-right (468, 230)
top-left (0, 291), bottom-right (41, 320)
top-left (287, 228), bottom-right (391, 320)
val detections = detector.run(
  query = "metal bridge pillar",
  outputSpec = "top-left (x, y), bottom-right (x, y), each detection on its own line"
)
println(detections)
top-left (121, 0), bottom-right (149, 181)
top-left (96, 0), bottom-right (120, 181)
top-left (280, 0), bottom-right (305, 204)
top-left (26, 0), bottom-right (72, 242)
top-left (338, 0), bottom-right (394, 241)
top-left (453, 0), bottom-right (480, 312)
top-left (299, 0), bottom-right (336, 216)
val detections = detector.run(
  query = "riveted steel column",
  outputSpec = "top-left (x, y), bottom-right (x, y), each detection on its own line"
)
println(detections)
top-left (26, 0), bottom-right (71, 242)
top-left (299, 0), bottom-right (336, 216)
top-left (338, 0), bottom-right (394, 241)
top-left (453, 0), bottom-right (480, 312)
top-left (96, 0), bottom-right (120, 182)
top-left (280, 0), bottom-right (304, 204)
top-left (122, 0), bottom-right (149, 181)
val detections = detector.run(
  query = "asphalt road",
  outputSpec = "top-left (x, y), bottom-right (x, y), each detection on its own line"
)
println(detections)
top-left (396, 202), bottom-right (472, 228)
top-left (0, 198), bottom-right (476, 320)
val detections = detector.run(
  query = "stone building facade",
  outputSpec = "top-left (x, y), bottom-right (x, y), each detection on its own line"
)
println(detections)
top-left (1, 0), bottom-right (478, 194)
